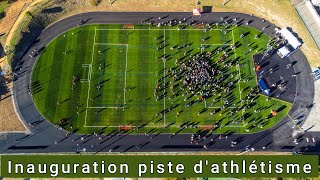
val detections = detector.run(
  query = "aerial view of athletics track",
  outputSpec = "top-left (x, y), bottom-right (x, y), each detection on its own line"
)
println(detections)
top-left (0, 0), bottom-right (319, 155)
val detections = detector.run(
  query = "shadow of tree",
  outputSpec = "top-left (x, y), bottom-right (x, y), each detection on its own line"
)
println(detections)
top-left (41, 6), bottom-right (63, 14)
top-left (0, 79), bottom-right (9, 99)
top-left (0, 43), bottom-right (4, 59)
top-left (11, 16), bottom-right (46, 69)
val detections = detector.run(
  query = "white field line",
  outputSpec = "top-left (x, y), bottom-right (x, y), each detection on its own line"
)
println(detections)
top-left (201, 43), bottom-right (233, 46)
top-left (94, 43), bottom-right (128, 46)
top-left (95, 29), bottom-right (224, 31)
top-left (88, 43), bottom-right (128, 109)
top-left (87, 106), bottom-right (124, 109)
top-left (232, 30), bottom-right (244, 123)
top-left (81, 64), bottom-right (91, 82)
top-left (206, 107), bottom-right (237, 109)
top-left (85, 34), bottom-right (128, 126)
top-left (84, 28), bottom-right (97, 126)
top-left (80, 79), bottom-right (89, 83)
top-left (226, 125), bottom-right (245, 127)
top-left (163, 30), bottom-right (166, 127)
top-left (124, 44), bottom-right (128, 106)
top-left (201, 43), bottom-right (239, 109)
top-left (84, 125), bottom-right (108, 128)
top-left (84, 28), bottom-right (246, 128)
top-left (84, 125), bottom-right (245, 128)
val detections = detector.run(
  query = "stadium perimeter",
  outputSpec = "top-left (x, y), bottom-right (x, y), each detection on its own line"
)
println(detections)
top-left (1, 12), bottom-right (317, 153)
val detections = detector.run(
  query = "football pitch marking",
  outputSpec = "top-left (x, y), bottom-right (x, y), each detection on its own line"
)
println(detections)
top-left (84, 28), bottom-right (247, 128)
top-left (80, 64), bottom-right (90, 82)
top-left (201, 43), bottom-right (232, 110)
top-left (96, 28), bottom-right (224, 31)
top-left (200, 41), bottom-right (241, 110)
top-left (94, 43), bottom-right (129, 108)
top-left (84, 28), bottom-right (128, 127)
top-left (84, 28), bottom-right (97, 126)
top-left (163, 30), bottom-right (166, 127)
top-left (232, 29), bottom-right (243, 112)
top-left (199, 29), bottom-right (245, 127)
top-left (232, 28), bottom-right (245, 126)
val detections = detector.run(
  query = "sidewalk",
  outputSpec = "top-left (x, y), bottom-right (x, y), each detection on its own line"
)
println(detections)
top-left (301, 70), bottom-right (320, 132)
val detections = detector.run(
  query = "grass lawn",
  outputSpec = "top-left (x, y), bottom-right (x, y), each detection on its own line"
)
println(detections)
top-left (31, 24), bottom-right (291, 135)
top-left (0, 0), bottom-right (11, 17)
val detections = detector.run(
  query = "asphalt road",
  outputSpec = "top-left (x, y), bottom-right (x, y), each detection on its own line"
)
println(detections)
top-left (1, 12), bottom-right (318, 154)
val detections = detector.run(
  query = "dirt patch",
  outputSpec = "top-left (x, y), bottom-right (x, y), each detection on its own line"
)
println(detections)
top-left (0, 1), bottom-right (28, 36)
top-left (0, 82), bottom-right (26, 132)
top-left (0, 0), bottom-right (32, 133)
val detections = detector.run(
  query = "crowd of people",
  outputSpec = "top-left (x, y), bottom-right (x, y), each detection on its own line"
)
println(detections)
top-left (151, 29), bottom-right (275, 132)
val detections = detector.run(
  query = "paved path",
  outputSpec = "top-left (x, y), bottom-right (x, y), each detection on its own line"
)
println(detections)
top-left (1, 12), bottom-right (318, 154)
top-left (301, 67), bottom-right (320, 132)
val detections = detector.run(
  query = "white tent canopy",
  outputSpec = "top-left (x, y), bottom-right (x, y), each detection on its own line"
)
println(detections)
top-left (311, 0), bottom-right (320, 6)
top-left (278, 28), bottom-right (302, 49)
top-left (277, 46), bottom-right (291, 58)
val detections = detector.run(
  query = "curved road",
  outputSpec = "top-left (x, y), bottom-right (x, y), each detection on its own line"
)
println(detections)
top-left (1, 12), bottom-right (318, 154)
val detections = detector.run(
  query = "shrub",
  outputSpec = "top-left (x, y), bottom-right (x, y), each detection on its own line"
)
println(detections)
top-left (25, 11), bottom-right (32, 18)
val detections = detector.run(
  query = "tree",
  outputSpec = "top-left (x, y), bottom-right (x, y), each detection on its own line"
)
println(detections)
top-left (90, 0), bottom-right (101, 6)
top-left (25, 11), bottom-right (32, 18)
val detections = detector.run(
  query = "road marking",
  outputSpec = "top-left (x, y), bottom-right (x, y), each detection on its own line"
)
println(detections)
top-left (287, 114), bottom-right (303, 130)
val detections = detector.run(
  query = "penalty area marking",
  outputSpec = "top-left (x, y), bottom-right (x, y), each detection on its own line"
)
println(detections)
top-left (200, 42), bottom-right (239, 110)
top-left (89, 43), bottom-right (128, 108)
top-left (84, 28), bottom-right (128, 126)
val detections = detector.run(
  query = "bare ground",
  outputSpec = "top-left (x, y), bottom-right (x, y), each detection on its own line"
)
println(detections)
top-left (0, 0), bottom-right (34, 133)
top-left (0, 82), bottom-right (26, 132)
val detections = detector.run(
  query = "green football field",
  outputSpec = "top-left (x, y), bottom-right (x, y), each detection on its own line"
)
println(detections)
top-left (31, 24), bottom-right (291, 134)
